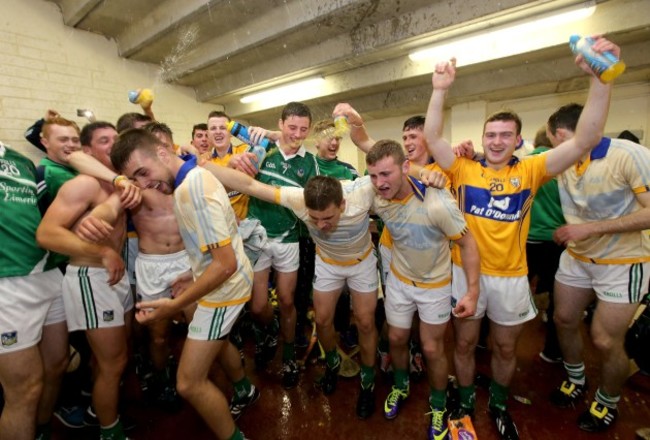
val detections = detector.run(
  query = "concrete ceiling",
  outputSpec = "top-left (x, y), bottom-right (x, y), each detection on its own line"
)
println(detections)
top-left (48, 0), bottom-right (650, 127)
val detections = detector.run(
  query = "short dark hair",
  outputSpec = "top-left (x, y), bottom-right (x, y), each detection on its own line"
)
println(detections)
top-left (111, 128), bottom-right (160, 173)
top-left (402, 116), bottom-right (425, 132)
top-left (617, 130), bottom-right (640, 144)
top-left (547, 103), bottom-right (583, 135)
top-left (192, 123), bottom-right (208, 138)
top-left (484, 110), bottom-right (522, 135)
top-left (366, 139), bottom-right (405, 166)
top-left (80, 121), bottom-right (116, 147)
top-left (144, 122), bottom-right (173, 140)
top-left (116, 113), bottom-right (152, 133)
top-left (208, 111), bottom-right (230, 121)
top-left (304, 176), bottom-right (343, 211)
top-left (281, 102), bottom-right (312, 124)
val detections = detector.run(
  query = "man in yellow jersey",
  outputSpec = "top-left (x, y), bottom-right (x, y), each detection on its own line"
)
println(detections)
top-left (206, 111), bottom-right (254, 221)
top-left (547, 102), bottom-right (650, 432)
top-left (423, 36), bottom-right (618, 440)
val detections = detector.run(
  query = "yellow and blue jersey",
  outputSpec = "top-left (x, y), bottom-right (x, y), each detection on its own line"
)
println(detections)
top-left (209, 144), bottom-right (251, 220)
top-left (444, 154), bottom-right (548, 276)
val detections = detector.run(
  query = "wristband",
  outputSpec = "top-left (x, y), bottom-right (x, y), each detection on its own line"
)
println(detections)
top-left (112, 175), bottom-right (129, 187)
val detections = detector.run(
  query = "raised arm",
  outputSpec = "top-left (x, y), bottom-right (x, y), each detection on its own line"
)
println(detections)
top-left (202, 161), bottom-right (277, 204)
top-left (545, 36), bottom-right (617, 176)
top-left (332, 103), bottom-right (375, 153)
top-left (423, 59), bottom-right (458, 170)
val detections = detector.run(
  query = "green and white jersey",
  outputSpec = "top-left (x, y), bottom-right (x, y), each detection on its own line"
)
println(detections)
top-left (38, 157), bottom-right (77, 202)
top-left (315, 156), bottom-right (359, 181)
top-left (248, 146), bottom-right (319, 243)
top-left (0, 143), bottom-right (48, 277)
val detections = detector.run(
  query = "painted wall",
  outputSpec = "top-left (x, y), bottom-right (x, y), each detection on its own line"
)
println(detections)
top-left (0, 0), bottom-right (218, 163)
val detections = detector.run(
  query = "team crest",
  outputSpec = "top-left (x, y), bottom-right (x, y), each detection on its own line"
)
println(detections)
top-left (1, 331), bottom-right (17, 347)
top-left (103, 310), bottom-right (115, 322)
top-left (297, 168), bottom-right (305, 178)
top-left (510, 177), bottom-right (521, 189)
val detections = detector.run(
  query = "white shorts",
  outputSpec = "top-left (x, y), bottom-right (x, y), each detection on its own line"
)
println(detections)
top-left (135, 250), bottom-right (191, 302)
top-left (44, 295), bottom-right (67, 327)
top-left (253, 238), bottom-right (299, 273)
top-left (313, 251), bottom-right (379, 294)
top-left (62, 266), bottom-right (134, 331)
top-left (125, 236), bottom-right (138, 286)
top-left (187, 303), bottom-right (245, 341)
top-left (555, 251), bottom-right (650, 304)
top-left (378, 243), bottom-right (392, 286)
top-left (0, 269), bottom-right (64, 354)
top-left (452, 264), bottom-right (537, 326)
top-left (384, 274), bottom-right (452, 328)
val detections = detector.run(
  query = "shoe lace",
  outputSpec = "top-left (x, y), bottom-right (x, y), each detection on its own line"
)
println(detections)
top-left (427, 408), bottom-right (445, 431)
top-left (387, 387), bottom-right (407, 406)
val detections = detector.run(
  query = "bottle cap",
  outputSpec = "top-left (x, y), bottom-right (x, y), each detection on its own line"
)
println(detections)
top-left (569, 34), bottom-right (581, 45)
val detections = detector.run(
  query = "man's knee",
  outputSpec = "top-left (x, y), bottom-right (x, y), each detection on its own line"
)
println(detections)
top-left (355, 313), bottom-right (375, 336)
top-left (387, 328), bottom-right (409, 347)
top-left (492, 339), bottom-right (517, 360)
top-left (2, 366), bottom-right (43, 406)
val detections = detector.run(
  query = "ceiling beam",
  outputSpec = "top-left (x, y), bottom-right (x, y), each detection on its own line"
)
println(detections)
top-left (160, 0), bottom-right (364, 82)
top-left (195, 0), bottom-right (538, 100)
top-left (56, 0), bottom-right (102, 26)
top-left (218, 0), bottom-right (650, 116)
top-left (116, 0), bottom-right (217, 58)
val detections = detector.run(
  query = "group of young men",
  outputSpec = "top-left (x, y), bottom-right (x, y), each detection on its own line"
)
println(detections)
top-left (0, 35), bottom-right (647, 440)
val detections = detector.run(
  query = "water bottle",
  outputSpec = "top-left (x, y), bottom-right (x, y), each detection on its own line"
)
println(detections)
top-left (227, 121), bottom-right (272, 170)
top-left (569, 35), bottom-right (626, 83)
top-left (227, 121), bottom-right (275, 151)
top-left (128, 88), bottom-right (154, 106)
top-left (333, 116), bottom-right (350, 136)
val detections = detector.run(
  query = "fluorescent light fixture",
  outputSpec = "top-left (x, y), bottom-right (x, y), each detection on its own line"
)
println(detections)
top-left (409, 2), bottom-right (596, 66)
top-left (240, 76), bottom-right (326, 106)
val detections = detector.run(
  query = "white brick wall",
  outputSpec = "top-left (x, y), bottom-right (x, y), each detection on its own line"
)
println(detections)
top-left (0, 0), bottom-right (217, 163)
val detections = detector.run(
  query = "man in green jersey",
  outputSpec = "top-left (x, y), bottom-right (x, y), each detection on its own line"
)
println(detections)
top-left (0, 142), bottom-right (67, 440)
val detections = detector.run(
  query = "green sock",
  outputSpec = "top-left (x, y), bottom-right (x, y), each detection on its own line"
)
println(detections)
top-left (394, 369), bottom-right (409, 391)
top-left (429, 387), bottom-right (447, 410)
top-left (228, 426), bottom-right (244, 440)
top-left (325, 348), bottom-right (340, 370)
top-left (488, 380), bottom-right (509, 411)
top-left (563, 361), bottom-right (586, 386)
top-left (360, 364), bottom-right (375, 389)
top-left (282, 341), bottom-right (295, 363)
top-left (233, 376), bottom-right (253, 400)
top-left (595, 387), bottom-right (620, 409)
top-left (458, 384), bottom-right (476, 410)
top-left (100, 419), bottom-right (126, 440)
